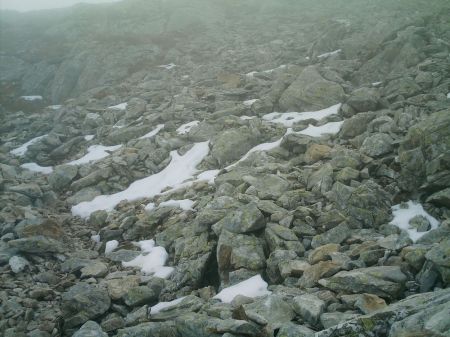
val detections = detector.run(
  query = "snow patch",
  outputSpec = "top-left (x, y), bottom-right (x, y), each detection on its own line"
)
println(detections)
top-left (122, 240), bottom-right (174, 278)
top-left (196, 169), bottom-right (220, 184)
top-left (262, 103), bottom-right (341, 127)
top-left (20, 163), bottom-right (53, 174)
top-left (150, 297), bottom-right (186, 315)
top-left (447, 92), bottom-right (450, 99)
top-left (84, 135), bottom-right (95, 141)
top-left (243, 99), bottom-right (259, 107)
top-left (66, 144), bottom-right (122, 166)
top-left (317, 49), bottom-right (341, 58)
top-left (48, 105), bottom-right (62, 110)
top-left (390, 201), bottom-right (440, 242)
top-left (297, 121), bottom-right (344, 137)
top-left (213, 274), bottom-right (271, 303)
top-left (10, 135), bottom-right (47, 157)
top-left (246, 65), bottom-right (286, 77)
top-left (240, 116), bottom-right (256, 120)
top-left (21, 95), bottom-right (42, 101)
top-left (71, 141), bottom-right (210, 218)
top-left (91, 235), bottom-right (101, 243)
top-left (105, 240), bottom-right (119, 255)
top-left (372, 81), bottom-right (383, 87)
top-left (176, 121), bottom-right (199, 135)
top-left (139, 124), bottom-right (165, 139)
top-left (109, 102), bottom-right (128, 110)
top-left (159, 199), bottom-right (194, 211)
top-left (159, 63), bottom-right (176, 70)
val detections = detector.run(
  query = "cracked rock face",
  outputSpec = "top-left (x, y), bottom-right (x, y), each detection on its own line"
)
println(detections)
top-left (1, 0), bottom-right (449, 336)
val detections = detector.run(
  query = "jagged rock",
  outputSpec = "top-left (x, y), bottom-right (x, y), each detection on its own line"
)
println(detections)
top-left (426, 187), bottom-right (450, 208)
top-left (80, 261), bottom-right (108, 278)
top-left (14, 217), bottom-right (63, 239)
top-left (217, 230), bottom-right (266, 279)
top-left (319, 266), bottom-right (407, 299)
top-left (316, 288), bottom-right (450, 337)
top-left (243, 174), bottom-right (291, 200)
top-left (279, 66), bottom-right (345, 111)
top-left (62, 283), bottom-right (111, 328)
top-left (311, 223), bottom-right (350, 249)
top-left (346, 87), bottom-right (380, 113)
top-left (360, 133), bottom-right (393, 157)
top-left (425, 239), bottom-right (450, 284)
top-left (304, 143), bottom-right (332, 164)
top-left (8, 236), bottom-right (64, 253)
top-left (238, 295), bottom-right (295, 329)
top-left (398, 108), bottom-right (450, 192)
top-left (9, 183), bottom-right (43, 199)
top-left (277, 323), bottom-right (316, 337)
top-left (308, 244), bottom-right (341, 265)
top-left (48, 165), bottom-right (78, 191)
top-left (73, 321), bottom-right (107, 337)
top-left (221, 202), bottom-right (266, 234)
top-left (105, 275), bottom-right (141, 300)
top-left (339, 112), bottom-right (376, 138)
top-left (265, 224), bottom-right (304, 256)
top-left (293, 293), bottom-right (325, 326)
top-left (116, 322), bottom-right (177, 337)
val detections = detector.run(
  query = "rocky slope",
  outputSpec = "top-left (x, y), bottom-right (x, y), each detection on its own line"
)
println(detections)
top-left (1, 0), bottom-right (450, 336)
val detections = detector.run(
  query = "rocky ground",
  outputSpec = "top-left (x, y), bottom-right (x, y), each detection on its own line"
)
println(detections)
top-left (1, 0), bottom-right (450, 336)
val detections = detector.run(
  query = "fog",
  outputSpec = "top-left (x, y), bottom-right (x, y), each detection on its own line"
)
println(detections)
top-left (0, 0), bottom-right (123, 12)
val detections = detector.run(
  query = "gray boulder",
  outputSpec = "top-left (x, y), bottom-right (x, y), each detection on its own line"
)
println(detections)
top-left (360, 133), bottom-right (393, 157)
top-left (319, 266), bottom-right (407, 299)
top-left (62, 283), bottom-right (111, 328)
top-left (73, 321), bottom-right (107, 337)
top-left (221, 202), bottom-right (266, 234)
top-left (279, 66), bottom-right (345, 111)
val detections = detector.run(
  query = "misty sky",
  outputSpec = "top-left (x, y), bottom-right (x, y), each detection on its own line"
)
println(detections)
top-left (0, 0), bottom-right (123, 12)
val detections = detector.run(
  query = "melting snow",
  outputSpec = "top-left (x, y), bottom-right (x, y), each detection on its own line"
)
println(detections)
top-left (390, 201), bottom-right (440, 242)
top-left (10, 135), bottom-right (47, 157)
top-left (48, 105), bottom-right (62, 110)
top-left (262, 103), bottom-right (341, 127)
top-left (243, 99), bottom-right (259, 107)
top-left (20, 163), bottom-right (53, 174)
top-left (372, 81), bottom-right (383, 87)
top-left (176, 121), bottom-right (199, 135)
top-left (150, 297), bottom-right (186, 315)
top-left (297, 121), bottom-right (344, 137)
top-left (246, 65), bottom-right (286, 77)
top-left (213, 274), bottom-right (271, 303)
top-left (122, 240), bottom-right (174, 278)
top-left (66, 145), bottom-right (122, 166)
top-left (91, 234), bottom-right (100, 243)
top-left (21, 95), bottom-right (42, 101)
top-left (159, 63), bottom-right (176, 70)
top-left (71, 141), bottom-right (209, 218)
top-left (139, 124), bottom-right (165, 139)
top-left (109, 102), bottom-right (128, 110)
top-left (84, 135), bottom-right (95, 141)
top-left (240, 116), bottom-right (256, 120)
top-left (447, 92), bottom-right (450, 99)
top-left (105, 240), bottom-right (119, 255)
top-left (317, 49), bottom-right (342, 58)
top-left (196, 169), bottom-right (221, 184)
top-left (160, 199), bottom-right (194, 210)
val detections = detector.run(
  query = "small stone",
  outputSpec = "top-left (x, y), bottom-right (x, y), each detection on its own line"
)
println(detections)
top-left (9, 256), bottom-right (29, 273)
top-left (354, 293), bottom-right (387, 314)
top-left (409, 215), bottom-right (431, 232)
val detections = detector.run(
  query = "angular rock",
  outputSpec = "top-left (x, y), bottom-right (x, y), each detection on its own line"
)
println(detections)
top-left (221, 202), bottom-right (266, 234)
top-left (319, 266), bottom-right (407, 299)
top-left (293, 293), bottom-right (325, 325)
top-left (73, 321), bottom-right (107, 337)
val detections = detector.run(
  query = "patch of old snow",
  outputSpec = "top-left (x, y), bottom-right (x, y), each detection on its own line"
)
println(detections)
top-left (150, 297), bottom-right (186, 315)
top-left (105, 240), bottom-right (119, 255)
top-left (10, 135), bottom-right (47, 157)
top-left (21, 95), bottom-right (42, 101)
top-left (390, 201), bottom-right (440, 242)
top-left (243, 99), bottom-right (259, 107)
top-left (159, 199), bottom-right (194, 211)
top-left (298, 121), bottom-right (344, 137)
top-left (176, 121), bottom-right (199, 135)
top-left (240, 116), bottom-right (256, 120)
top-left (139, 124), bottom-right (165, 139)
top-left (196, 169), bottom-right (221, 184)
top-left (109, 102), bottom-right (128, 110)
top-left (66, 144), bottom-right (122, 166)
top-left (122, 239), bottom-right (174, 278)
top-left (91, 235), bottom-right (101, 243)
top-left (84, 135), bottom-right (95, 141)
top-left (372, 81), bottom-right (383, 87)
top-left (262, 104), bottom-right (341, 127)
top-left (20, 163), bottom-right (53, 174)
top-left (213, 274), bottom-right (271, 303)
top-left (71, 141), bottom-right (210, 218)
top-left (317, 49), bottom-right (341, 58)
top-left (447, 92), bottom-right (450, 99)
top-left (159, 63), bottom-right (176, 70)
top-left (48, 105), bottom-right (62, 110)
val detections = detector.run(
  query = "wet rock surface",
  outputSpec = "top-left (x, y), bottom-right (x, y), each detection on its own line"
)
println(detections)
top-left (0, 0), bottom-right (449, 336)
